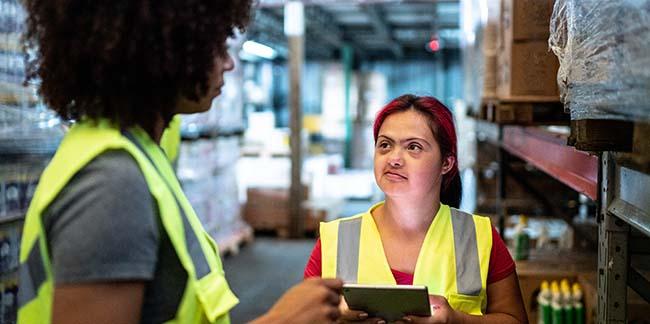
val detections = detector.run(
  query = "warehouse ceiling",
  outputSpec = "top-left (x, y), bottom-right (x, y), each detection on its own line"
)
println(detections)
top-left (246, 0), bottom-right (460, 61)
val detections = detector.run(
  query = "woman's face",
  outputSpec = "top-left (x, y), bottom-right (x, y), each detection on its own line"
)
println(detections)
top-left (175, 50), bottom-right (235, 114)
top-left (373, 109), bottom-right (453, 199)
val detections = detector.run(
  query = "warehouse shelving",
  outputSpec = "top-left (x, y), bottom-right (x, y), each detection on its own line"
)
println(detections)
top-left (598, 151), bottom-right (650, 322)
top-left (501, 126), bottom-right (598, 200)
top-left (476, 118), bottom-right (650, 321)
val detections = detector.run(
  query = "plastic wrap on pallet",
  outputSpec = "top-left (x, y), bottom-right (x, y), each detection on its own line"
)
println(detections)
top-left (549, 0), bottom-right (650, 121)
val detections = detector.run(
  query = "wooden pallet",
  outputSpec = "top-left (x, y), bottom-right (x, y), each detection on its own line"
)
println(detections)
top-left (569, 119), bottom-right (636, 152)
top-left (479, 96), bottom-right (567, 125)
top-left (570, 120), bottom-right (649, 173)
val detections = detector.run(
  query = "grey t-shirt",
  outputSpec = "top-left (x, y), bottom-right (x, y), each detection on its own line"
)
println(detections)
top-left (42, 150), bottom-right (186, 323)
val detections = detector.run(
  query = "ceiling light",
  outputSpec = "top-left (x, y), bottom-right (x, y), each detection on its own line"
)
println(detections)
top-left (242, 40), bottom-right (277, 60)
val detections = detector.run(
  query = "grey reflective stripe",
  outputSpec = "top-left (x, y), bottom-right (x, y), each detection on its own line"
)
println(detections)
top-left (18, 239), bottom-right (47, 307)
top-left (450, 208), bottom-right (482, 296)
top-left (336, 218), bottom-right (362, 282)
top-left (178, 200), bottom-right (211, 278)
top-left (122, 131), bottom-right (211, 279)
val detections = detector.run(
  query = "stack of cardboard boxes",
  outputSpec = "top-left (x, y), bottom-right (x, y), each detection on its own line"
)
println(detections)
top-left (497, 0), bottom-right (559, 99)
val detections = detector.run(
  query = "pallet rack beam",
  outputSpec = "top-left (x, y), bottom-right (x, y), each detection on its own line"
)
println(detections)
top-left (501, 126), bottom-right (599, 200)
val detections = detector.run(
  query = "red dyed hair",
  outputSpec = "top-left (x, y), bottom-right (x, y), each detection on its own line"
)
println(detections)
top-left (373, 94), bottom-right (461, 205)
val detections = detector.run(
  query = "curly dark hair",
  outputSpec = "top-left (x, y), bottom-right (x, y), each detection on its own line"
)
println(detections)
top-left (23, 0), bottom-right (252, 132)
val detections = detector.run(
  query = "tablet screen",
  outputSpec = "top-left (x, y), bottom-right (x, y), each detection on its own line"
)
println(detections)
top-left (342, 284), bottom-right (431, 321)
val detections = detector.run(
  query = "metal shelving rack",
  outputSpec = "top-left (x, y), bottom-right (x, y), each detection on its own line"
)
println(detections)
top-left (598, 152), bottom-right (650, 322)
top-left (475, 120), bottom-right (598, 231)
top-left (476, 119), bottom-right (650, 321)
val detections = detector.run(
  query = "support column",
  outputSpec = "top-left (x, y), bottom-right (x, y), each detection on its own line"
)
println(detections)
top-left (342, 45), bottom-right (353, 168)
top-left (285, 1), bottom-right (305, 238)
top-left (597, 152), bottom-right (629, 323)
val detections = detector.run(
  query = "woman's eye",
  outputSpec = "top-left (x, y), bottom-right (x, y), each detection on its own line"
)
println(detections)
top-left (408, 143), bottom-right (422, 151)
top-left (378, 142), bottom-right (390, 149)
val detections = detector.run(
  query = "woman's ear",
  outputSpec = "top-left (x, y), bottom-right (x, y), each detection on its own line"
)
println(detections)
top-left (441, 155), bottom-right (455, 175)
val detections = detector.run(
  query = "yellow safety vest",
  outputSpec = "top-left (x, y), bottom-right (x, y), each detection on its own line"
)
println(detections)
top-left (320, 202), bottom-right (492, 315)
top-left (17, 120), bottom-right (238, 324)
top-left (160, 115), bottom-right (182, 165)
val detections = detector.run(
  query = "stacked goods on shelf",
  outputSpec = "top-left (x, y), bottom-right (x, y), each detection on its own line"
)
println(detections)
top-left (481, 0), bottom-right (500, 99)
top-left (178, 135), bottom-right (251, 255)
top-left (549, 0), bottom-right (650, 123)
top-left (514, 249), bottom-right (595, 324)
top-left (242, 185), bottom-right (326, 238)
top-left (1, 2), bottom-right (64, 322)
top-left (0, 102), bottom-right (63, 324)
top-left (549, 0), bottom-right (650, 152)
top-left (0, 0), bottom-right (38, 106)
top-left (178, 37), bottom-right (252, 254)
top-left (0, 221), bottom-right (20, 324)
top-left (497, 0), bottom-right (558, 99)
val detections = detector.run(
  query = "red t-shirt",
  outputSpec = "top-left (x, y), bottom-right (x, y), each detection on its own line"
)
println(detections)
top-left (303, 226), bottom-right (515, 285)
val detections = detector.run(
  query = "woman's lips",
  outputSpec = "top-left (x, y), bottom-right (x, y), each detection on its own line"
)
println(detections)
top-left (385, 171), bottom-right (407, 180)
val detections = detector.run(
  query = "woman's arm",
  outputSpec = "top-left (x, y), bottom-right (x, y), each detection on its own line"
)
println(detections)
top-left (450, 271), bottom-right (528, 323)
top-left (401, 272), bottom-right (528, 324)
top-left (53, 282), bottom-right (146, 324)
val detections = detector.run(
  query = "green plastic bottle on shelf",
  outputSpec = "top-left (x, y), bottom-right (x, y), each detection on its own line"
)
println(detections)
top-left (551, 281), bottom-right (564, 324)
top-left (537, 280), bottom-right (552, 324)
top-left (572, 283), bottom-right (585, 324)
top-left (514, 215), bottom-right (530, 261)
top-left (561, 280), bottom-right (573, 323)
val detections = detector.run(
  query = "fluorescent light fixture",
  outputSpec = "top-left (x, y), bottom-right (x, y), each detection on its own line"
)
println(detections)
top-left (242, 40), bottom-right (277, 60)
top-left (284, 1), bottom-right (304, 36)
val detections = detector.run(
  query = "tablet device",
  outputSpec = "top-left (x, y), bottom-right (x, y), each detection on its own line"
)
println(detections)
top-left (342, 284), bottom-right (431, 321)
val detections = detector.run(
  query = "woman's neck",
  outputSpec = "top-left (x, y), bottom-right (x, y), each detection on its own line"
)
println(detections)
top-left (379, 193), bottom-right (441, 235)
top-left (149, 113), bottom-right (166, 144)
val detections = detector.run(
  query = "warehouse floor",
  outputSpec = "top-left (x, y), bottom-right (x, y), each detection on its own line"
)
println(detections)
top-left (222, 237), bottom-right (315, 322)
top-left (222, 199), bottom-right (372, 322)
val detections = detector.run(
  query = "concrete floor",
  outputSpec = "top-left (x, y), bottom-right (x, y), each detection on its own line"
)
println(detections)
top-left (222, 237), bottom-right (317, 323)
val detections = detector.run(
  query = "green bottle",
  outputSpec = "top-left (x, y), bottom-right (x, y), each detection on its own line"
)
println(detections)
top-left (514, 215), bottom-right (530, 261)
top-left (572, 283), bottom-right (585, 324)
top-left (561, 279), bottom-right (574, 324)
top-left (551, 281), bottom-right (564, 324)
top-left (537, 281), bottom-right (552, 324)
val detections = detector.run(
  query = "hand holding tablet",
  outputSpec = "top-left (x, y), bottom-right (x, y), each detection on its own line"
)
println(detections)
top-left (342, 284), bottom-right (431, 322)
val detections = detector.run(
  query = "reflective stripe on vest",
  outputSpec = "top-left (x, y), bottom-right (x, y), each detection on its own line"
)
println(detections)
top-left (123, 130), bottom-right (211, 279)
top-left (17, 122), bottom-right (237, 324)
top-left (17, 238), bottom-right (46, 308)
top-left (336, 218), bottom-right (362, 282)
top-left (450, 208), bottom-right (482, 296)
top-left (323, 202), bottom-right (492, 315)
top-left (335, 208), bottom-right (482, 295)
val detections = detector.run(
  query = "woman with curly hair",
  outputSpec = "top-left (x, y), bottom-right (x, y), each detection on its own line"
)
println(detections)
top-left (17, 1), bottom-right (342, 323)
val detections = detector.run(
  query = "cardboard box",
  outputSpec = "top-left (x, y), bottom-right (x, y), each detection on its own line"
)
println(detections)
top-left (515, 249), bottom-right (597, 324)
top-left (483, 53), bottom-right (498, 98)
top-left (243, 186), bottom-right (324, 235)
top-left (501, 0), bottom-right (555, 42)
top-left (497, 40), bottom-right (560, 98)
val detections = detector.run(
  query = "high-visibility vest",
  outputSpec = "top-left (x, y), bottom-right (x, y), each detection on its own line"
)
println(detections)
top-left (17, 120), bottom-right (238, 324)
top-left (320, 202), bottom-right (492, 315)
top-left (160, 115), bottom-right (182, 165)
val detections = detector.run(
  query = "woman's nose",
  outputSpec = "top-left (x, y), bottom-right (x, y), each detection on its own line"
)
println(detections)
top-left (388, 150), bottom-right (403, 168)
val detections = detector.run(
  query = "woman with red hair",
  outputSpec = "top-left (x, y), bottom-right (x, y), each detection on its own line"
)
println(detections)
top-left (305, 94), bottom-right (527, 323)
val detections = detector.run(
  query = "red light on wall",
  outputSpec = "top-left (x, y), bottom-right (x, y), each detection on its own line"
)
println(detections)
top-left (428, 39), bottom-right (440, 52)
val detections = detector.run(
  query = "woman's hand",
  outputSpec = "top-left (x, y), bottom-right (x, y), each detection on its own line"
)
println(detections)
top-left (397, 295), bottom-right (457, 324)
top-left (253, 278), bottom-right (343, 324)
top-left (338, 298), bottom-right (386, 324)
